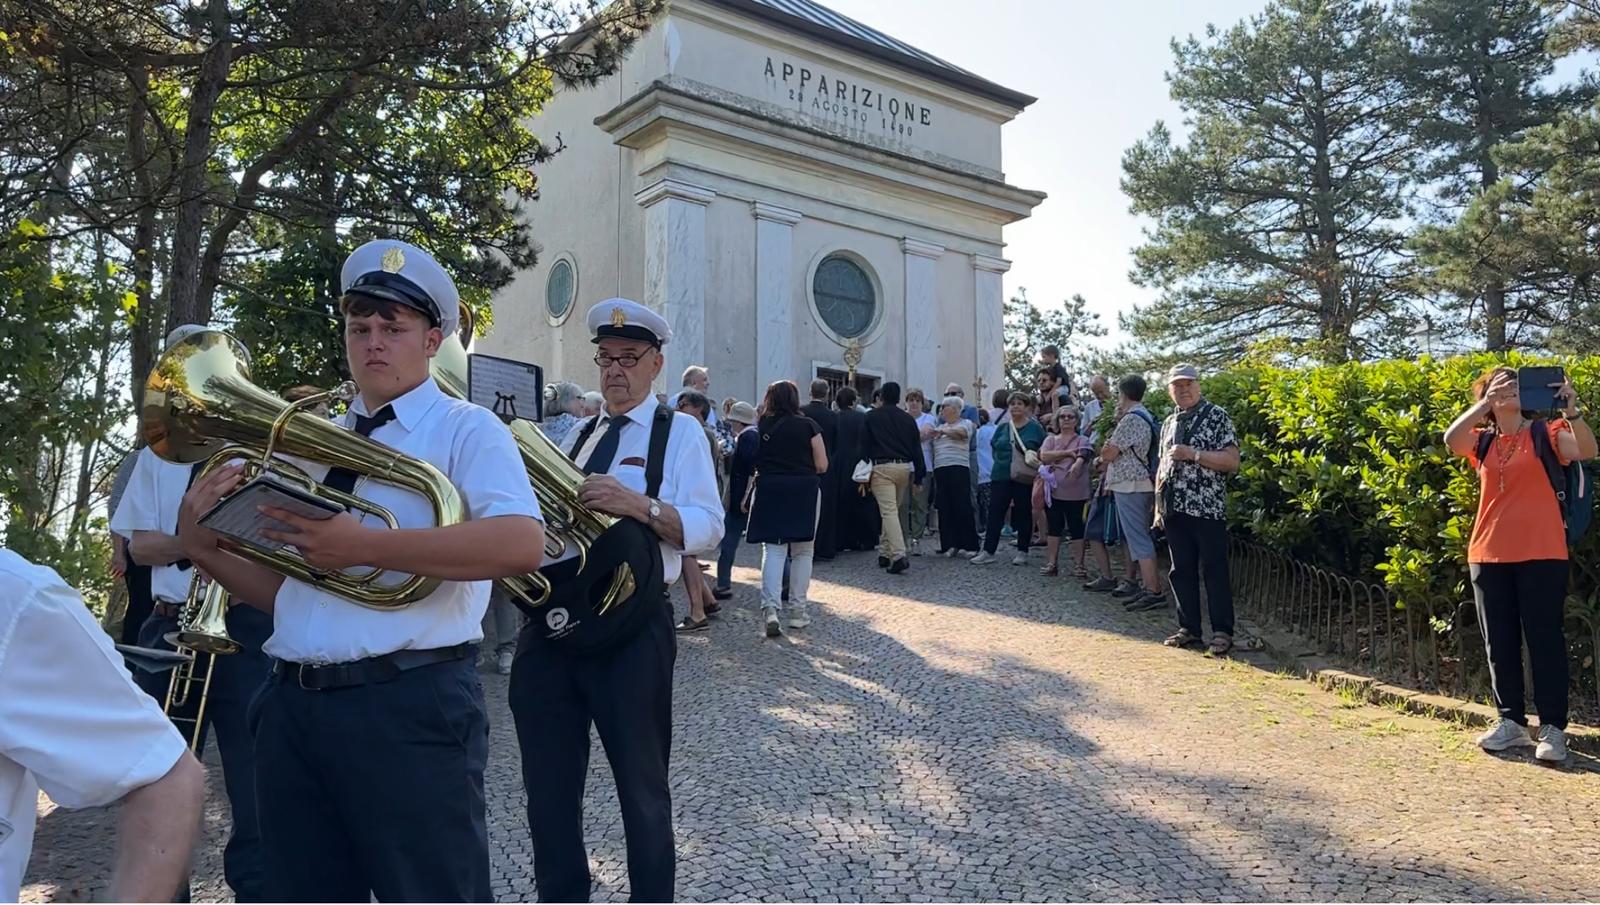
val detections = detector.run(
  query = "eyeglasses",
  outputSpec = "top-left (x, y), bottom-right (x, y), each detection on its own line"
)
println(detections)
top-left (594, 352), bottom-right (647, 369)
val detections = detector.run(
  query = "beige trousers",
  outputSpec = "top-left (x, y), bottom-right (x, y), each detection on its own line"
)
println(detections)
top-left (869, 462), bottom-right (913, 559)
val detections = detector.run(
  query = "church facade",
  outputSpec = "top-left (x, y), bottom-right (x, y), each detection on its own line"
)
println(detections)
top-left (479, 0), bottom-right (1045, 406)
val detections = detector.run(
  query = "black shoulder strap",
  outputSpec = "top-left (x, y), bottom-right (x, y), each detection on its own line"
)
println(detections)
top-left (566, 415), bottom-right (601, 465)
top-left (1528, 419), bottom-right (1569, 511)
top-left (1475, 428), bottom-right (1494, 466)
top-left (645, 404), bottom-right (673, 499)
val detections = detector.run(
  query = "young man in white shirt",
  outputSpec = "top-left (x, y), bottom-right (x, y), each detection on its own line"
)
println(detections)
top-left (176, 239), bottom-right (545, 902)
top-left (511, 298), bottom-right (723, 903)
top-left (0, 549), bottom-right (204, 902)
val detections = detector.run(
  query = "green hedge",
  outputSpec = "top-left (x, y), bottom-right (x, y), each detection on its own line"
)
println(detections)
top-left (1198, 354), bottom-right (1599, 705)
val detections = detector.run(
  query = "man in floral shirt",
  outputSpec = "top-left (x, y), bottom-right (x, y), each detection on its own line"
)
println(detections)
top-left (1155, 364), bottom-right (1241, 654)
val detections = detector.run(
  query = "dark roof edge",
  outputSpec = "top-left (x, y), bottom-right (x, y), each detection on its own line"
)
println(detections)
top-left (698, 0), bottom-right (1037, 110)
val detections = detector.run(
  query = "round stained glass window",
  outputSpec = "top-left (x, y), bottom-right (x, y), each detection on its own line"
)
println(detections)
top-left (812, 254), bottom-right (877, 339)
top-left (546, 258), bottom-right (575, 321)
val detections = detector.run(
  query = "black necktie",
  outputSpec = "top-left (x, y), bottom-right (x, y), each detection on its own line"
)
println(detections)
top-left (325, 405), bottom-right (396, 494)
top-left (353, 405), bottom-right (396, 437)
top-left (582, 416), bottom-right (628, 475)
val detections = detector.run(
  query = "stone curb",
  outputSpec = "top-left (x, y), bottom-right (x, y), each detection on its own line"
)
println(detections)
top-left (1239, 617), bottom-right (1600, 758)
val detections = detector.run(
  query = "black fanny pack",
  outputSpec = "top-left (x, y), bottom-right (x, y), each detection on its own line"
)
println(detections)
top-left (514, 403), bottom-right (675, 654)
top-left (516, 518), bottom-right (667, 654)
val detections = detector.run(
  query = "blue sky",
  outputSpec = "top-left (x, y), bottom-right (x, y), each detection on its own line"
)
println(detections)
top-left (821, 0), bottom-right (1272, 346)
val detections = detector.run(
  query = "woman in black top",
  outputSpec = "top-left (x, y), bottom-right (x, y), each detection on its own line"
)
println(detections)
top-left (745, 380), bottom-right (828, 637)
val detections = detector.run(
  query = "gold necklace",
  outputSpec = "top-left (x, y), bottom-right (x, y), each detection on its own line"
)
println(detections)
top-left (1494, 419), bottom-right (1527, 494)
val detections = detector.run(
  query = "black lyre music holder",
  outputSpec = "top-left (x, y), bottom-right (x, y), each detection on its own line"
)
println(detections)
top-left (467, 353), bottom-right (545, 424)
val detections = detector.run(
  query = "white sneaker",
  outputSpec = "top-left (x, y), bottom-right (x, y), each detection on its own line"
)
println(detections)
top-left (1535, 725), bottom-right (1568, 762)
top-left (1476, 718), bottom-right (1534, 751)
top-left (784, 603), bottom-right (811, 630)
top-left (496, 650), bottom-right (514, 675)
top-left (763, 606), bottom-right (782, 638)
top-left (969, 552), bottom-right (995, 565)
top-left (1011, 553), bottom-right (1028, 566)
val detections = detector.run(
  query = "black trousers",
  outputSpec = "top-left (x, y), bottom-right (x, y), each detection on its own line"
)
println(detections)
top-left (933, 465), bottom-right (980, 553)
top-left (248, 653), bottom-right (491, 902)
top-left (134, 605), bottom-right (272, 902)
top-left (1470, 560), bottom-right (1569, 730)
top-left (814, 469), bottom-right (838, 559)
top-left (983, 479), bottom-right (1033, 554)
top-left (120, 563), bottom-right (154, 645)
top-left (1165, 510), bottom-right (1233, 637)
top-left (510, 596), bottom-right (677, 903)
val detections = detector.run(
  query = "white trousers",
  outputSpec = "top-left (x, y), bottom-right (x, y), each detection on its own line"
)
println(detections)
top-left (759, 491), bottom-right (821, 611)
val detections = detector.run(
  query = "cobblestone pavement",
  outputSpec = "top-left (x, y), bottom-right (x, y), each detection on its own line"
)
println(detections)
top-left (24, 544), bottom-right (1600, 902)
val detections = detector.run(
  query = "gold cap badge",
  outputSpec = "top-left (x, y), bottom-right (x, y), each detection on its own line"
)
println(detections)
top-left (380, 247), bottom-right (406, 273)
top-left (610, 306), bottom-right (627, 327)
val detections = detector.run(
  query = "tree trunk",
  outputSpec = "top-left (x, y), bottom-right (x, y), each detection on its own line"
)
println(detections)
top-left (127, 66), bottom-right (160, 414)
top-left (167, 0), bottom-right (233, 330)
top-left (1481, 151), bottom-right (1507, 350)
top-left (320, 158), bottom-right (346, 381)
top-left (68, 231), bottom-right (116, 537)
top-left (1308, 74), bottom-right (1346, 360)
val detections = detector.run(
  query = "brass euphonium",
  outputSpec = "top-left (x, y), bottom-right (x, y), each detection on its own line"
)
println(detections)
top-left (143, 329), bottom-right (465, 608)
top-left (162, 572), bottom-right (237, 752)
top-left (431, 306), bottom-right (636, 613)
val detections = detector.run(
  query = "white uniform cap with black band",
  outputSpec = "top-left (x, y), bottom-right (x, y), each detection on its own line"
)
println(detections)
top-left (340, 239), bottom-right (460, 337)
top-left (585, 297), bottom-right (672, 347)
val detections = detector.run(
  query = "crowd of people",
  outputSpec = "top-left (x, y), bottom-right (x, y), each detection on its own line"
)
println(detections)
top-left (535, 347), bottom-right (1247, 660)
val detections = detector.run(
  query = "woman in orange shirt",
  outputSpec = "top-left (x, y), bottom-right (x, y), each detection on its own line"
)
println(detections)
top-left (1444, 366), bottom-right (1596, 763)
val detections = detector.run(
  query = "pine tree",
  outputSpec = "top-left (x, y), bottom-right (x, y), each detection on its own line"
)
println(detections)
top-left (1121, 0), bottom-right (1423, 365)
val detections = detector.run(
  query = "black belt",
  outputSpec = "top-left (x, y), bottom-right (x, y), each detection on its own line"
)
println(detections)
top-left (151, 601), bottom-right (183, 618)
top-left (873, 458), bottom-right (910, 464)
top-left (271, 643), bottom-right (474, 691)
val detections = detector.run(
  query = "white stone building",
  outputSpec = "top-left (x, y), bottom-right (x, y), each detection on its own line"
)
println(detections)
top-left (478, 0), bottom-right (1044, 406)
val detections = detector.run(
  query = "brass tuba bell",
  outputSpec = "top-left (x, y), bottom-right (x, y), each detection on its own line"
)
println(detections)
top-left (143, 329), bottom-right (465, 608)
top-left (161, 572), bottom-right (236, 752)
top-left (431, 305), bottom-right (636, 612)
top-left (167, 575), bottom-right (240, 655)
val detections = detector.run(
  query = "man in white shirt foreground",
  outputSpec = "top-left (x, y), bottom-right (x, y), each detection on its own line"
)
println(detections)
top-left (0, 548), bottom-right (203, 902)
top-left (176, 239), bottom-right (544, 902)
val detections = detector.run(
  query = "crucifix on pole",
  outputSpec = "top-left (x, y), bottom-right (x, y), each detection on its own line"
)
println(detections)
top-left (972, 373), bottom-right (989, 405)
top-left (843, 339), bottom-right (864, 387)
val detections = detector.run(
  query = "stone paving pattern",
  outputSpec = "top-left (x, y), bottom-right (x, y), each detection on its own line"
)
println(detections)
top-left (24, 544), bottom-right (1600, 902)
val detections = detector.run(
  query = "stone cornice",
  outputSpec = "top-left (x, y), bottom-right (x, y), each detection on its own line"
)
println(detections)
top-left (972, 254), bottom-right (1011, 274)
top-left (635, 178), bottom-right (717, 208)
top-left (901, 237), bottom-right (945, 259)
top-left (752, 201), bottom-right (802, 225)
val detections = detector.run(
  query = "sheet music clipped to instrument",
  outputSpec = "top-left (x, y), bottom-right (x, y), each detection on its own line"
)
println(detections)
top-left (468, 353), bottom-right (544, 423)
top-left (198, 473), bottom-right (344, 552)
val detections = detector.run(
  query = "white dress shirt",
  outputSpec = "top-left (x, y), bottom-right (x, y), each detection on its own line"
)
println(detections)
top-left (265, 378), bottom-right (541, 663)
top-left (558, 396), bottom-right (724, 581)
top-left (1081, 396), bottom-right (1105, 439)
top-left (0, 549), bottom-right (189, 901)
top-left (109, 447), bottom-right (197, 603)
